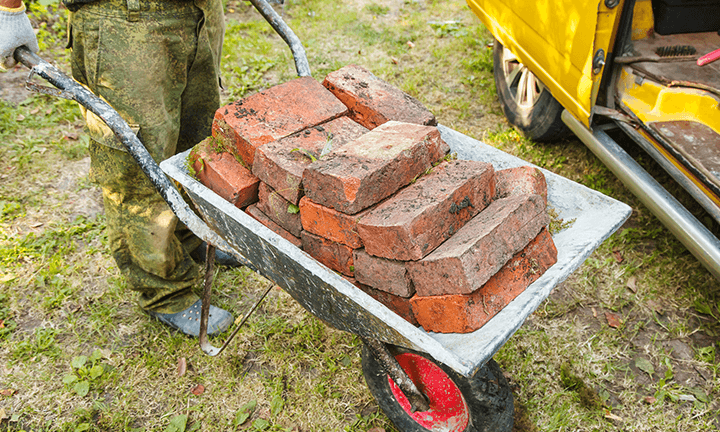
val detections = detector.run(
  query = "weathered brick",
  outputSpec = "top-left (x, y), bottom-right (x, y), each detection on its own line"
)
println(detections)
top-left (212, 76), bottom-right (348, 167)
top-left (352, 249), bottom-right (415, 297)
top-left (299, 197), bottom-right (371, 248)
top-left (190, 137), bottom-right (259, 208)
top-left (495, 166), bottom-right (548, 205)
top-left (322, 64), bottom-right (436, 130)
top-left (410, 228), bottom-right (557, 333)
top-left (252, 116), bottom-right (369, 204)
top-left (256, 182), bottom-right (303, 237)
top-left (348, 277), bottom-right (419, 326)
top-left (303, 121), bottom-right (450, 214)
top-left (407, 194), bottom-right (549, 296)
top-left (245, 204), bottom-right (303, 249)
top-left (301, 231), bottom-right (355, 277)
top-left (357, 160), bottom-right (495, 261)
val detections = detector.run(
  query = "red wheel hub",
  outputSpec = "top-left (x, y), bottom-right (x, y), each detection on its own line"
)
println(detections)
top-left (388, 353), bottom-right (469, 431)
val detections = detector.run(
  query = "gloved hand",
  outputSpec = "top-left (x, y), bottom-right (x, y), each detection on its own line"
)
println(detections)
top-left (0, 4), bottom-right (39, 68)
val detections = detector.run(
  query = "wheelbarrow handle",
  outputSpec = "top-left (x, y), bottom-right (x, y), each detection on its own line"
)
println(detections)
top-left (248, 0), bottom-right (311, 77)
top-left (13, 46), bottom-right (252, 270)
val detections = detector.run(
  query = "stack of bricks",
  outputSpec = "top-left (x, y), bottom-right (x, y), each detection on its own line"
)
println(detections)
top-left (189, 64), bottom-right (558, 334)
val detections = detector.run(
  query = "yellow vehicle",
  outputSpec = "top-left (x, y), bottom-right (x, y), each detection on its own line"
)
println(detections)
top-left (467, 0), bottom-right (720, 279)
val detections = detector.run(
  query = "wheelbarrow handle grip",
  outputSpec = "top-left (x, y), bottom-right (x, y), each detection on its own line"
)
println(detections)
top-left (12, 46), bottom-right (252, 270)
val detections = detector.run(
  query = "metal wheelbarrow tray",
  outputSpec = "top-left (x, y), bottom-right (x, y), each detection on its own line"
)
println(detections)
top-left (160, 125), bottom-right (632, 379)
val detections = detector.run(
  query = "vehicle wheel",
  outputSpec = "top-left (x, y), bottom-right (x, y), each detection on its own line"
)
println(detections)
top-left (493, 39), bottom-right (569, 142)
top-left (361, 344), bottom-right (514, 432)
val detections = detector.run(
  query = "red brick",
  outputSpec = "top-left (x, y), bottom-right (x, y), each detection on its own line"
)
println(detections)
top-left (245, 204), bottom-right (303, 249)
top-left (252, 116), bottom-right (369, 204)
top-left (352, 249), bottom-right (415, 297)
top-left (322, 64), bottom-right (436, 130)
top-left (190, 137), bottom-right (259, 208)
top-left (495, 166), bottom-right (548, 205)
top-left (407, 194), bottom-right (549, 296)
top-left (256, 182), bottom-right (303, 237)
top-left (410, 228), bottom-right (557, 333)
top-left (299, 197), bottom-right (371, 248)
top-left (301, 231), bottom-right (355, 277)
top-left (302, 121), bottom-right (450, 214)
top-left (357, 160), bottom-right (495, 261)
top-left (349, 278), bottom-right (419, 326)
top-left (212, 77), bottom-right (348, 167)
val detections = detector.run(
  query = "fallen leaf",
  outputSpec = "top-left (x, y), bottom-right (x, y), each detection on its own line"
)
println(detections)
top-left (16, 114), bottom-right (25, 122)
top-left (0, 389), bottom-right (16, 397)
top-left (30, 222), bottom-right (43, 228)
top-left (690, 387), bottom-right (709, 403)
top-left (0, 408), bottom-right (6, 421)
top-left (605, 312), bottom-right (622, 328)
top-left (604, 412), bottom-right (623, 421)
top-left (647, 300), bottom-right (662, 313)
top-left (626, 276), bottom-right (637, 292)
top-left (368, 428), bottom-right (386, 432)
top-left (191, 384), bottom-right (205, 395)
top-left (406, 41), bottom-right (415, 49)
top-left (391, 57), bottom-right (399, 64)
top-left (30, 108), bottom-right (40, 114)
top-left (678, 394), bottom-right (696, 402)
top-left (177, 357), bottom-right (187, 377)
top-left (635, 357), bottom-right (655, 376)
top-left (612, 250), bottom-right (623, 263)
top-left (643, 396), bottom-right (656, 404)
top-left (0, 320), bottom-right (4, 329)
top-left (591, 307), bottom-right (597, 318)
top-left (65, 132), bottom-right (79, 140)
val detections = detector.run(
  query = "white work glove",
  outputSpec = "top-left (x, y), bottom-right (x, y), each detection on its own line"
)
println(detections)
top-left (0, 4), bottom-right (39, 68)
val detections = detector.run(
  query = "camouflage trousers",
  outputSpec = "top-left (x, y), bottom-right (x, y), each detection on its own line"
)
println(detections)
top-left (69, 0), bottom-right (225, 313)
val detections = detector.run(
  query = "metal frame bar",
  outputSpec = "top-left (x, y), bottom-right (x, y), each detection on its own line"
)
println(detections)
top-left (562, 109), bottom-right (720, 280)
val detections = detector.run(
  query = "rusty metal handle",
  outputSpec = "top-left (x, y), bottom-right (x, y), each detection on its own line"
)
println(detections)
top-left (13, 46), bottom-right (251, 270)
top-left (248, 0), bottom-right (311, 77)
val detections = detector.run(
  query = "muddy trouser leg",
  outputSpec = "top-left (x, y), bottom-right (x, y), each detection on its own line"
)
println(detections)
top-left (68, 0), bottom-right (224, 314)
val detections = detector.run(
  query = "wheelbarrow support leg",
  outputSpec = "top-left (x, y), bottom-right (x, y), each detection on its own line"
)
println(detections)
top-left (199, 243), bottom-right (274, 356)
top-left (361, 337), bottom-right (430, 413)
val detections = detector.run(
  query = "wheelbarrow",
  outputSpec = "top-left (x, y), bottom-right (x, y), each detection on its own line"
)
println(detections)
top-left (13, 1), bottom-right (631, 430)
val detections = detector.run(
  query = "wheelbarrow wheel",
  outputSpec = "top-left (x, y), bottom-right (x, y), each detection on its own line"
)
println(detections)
top-left (361, 344), bottom-right (514, 432)
top-left (493, 38), bottom-right (569, 142)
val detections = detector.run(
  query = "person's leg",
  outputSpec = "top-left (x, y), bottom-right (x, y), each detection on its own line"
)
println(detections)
top-left (69, 0), bottom-right (231, 332)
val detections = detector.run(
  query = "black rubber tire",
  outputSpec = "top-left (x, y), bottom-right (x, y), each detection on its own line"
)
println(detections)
top-left (361, 344), bottom-right (514, 432)
top-left (493, 39), bottom-right (569, 142)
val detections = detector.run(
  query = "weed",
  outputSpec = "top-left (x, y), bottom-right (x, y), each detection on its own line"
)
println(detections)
top-left (0, 292), bottom-right (16, 338)
top-left (547, 207), bottom-right (576, 234)
top-left (365, 3), bottom-right (389, 16)
top-left (559, 363), bottom-right (603, 410)
top-left (12, 327), bottom-right (60, 361)
top-left (62, 349), bottom-right (107, 397)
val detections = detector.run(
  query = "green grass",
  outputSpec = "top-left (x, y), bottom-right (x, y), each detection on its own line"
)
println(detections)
top-left (0, 0), bottom-right (719, 431)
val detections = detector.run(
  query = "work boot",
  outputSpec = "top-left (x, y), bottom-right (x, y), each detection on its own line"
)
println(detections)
top-left (146, 300), bottom-right (233, 337)
top-left (191, 242), bottom-right (243, 268)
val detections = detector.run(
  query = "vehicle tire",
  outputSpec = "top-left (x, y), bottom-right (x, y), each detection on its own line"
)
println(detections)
top-left (361, 344), bottom-right (514, 432)
top-left (493, 39), bottom-right (569, 142)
